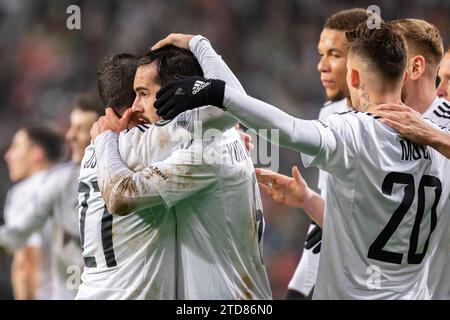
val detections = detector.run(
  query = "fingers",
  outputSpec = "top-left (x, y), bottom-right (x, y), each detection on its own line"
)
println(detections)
top-left (292, 166), bottom-right (305, 186)
top-left (151, 33), bottom-right (193, 51)
top-left (120, 108), bottom-right (134, 125)
top-left (373, 103), bottom-right (409, 113)
top-left (379, 118), bottom-right (405, 133)
top-left (155, 87), bottom-right (177, 109)
top-left (258, 182), bottom-right (273, 197)
top-left (156, 100), bottom-right (176, 118)
top-left (151, 34), bottom-right (173, 51)
top-left (105, 107), bottom-right (119, 119)
top-left (255, 167), bottom-right (277, 177)
top-left (155, 82), bottom-right (177, 99)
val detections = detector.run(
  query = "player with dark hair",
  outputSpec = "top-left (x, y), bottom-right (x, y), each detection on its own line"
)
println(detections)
top-left (82, 40), bottom-right (271, 299)
top-left (2, 125), bottom-right (64, 299)
top-left (0, 91), bottom-right (103, 299)
top-left (153, 22), bottom-right (450, 299)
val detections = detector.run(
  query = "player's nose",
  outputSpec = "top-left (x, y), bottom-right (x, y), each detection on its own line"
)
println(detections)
top-left (317, 57), bottom-right (330, 73)
top-left (132, 102), bottom-right (143, 113)
top-left (436, 82), bottom-right (448, 98)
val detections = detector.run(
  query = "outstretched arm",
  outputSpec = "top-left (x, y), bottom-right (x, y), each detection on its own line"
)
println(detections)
top-left (155, 79), bottom-right (325, 156)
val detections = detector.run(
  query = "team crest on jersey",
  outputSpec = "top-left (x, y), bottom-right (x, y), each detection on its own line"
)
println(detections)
top-left (176, 112), bottom-right (191, 128)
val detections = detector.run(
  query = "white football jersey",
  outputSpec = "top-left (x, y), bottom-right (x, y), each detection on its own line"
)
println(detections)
top-left (423, 97), bottom-right (450, 299)
top-left (75, 122), bottom-right (192, 300)
top-left (0, 163), bottom-right (84, 299)
top-left (288, 98), bottom-right (350, 296)
top-left (2, 171), bottom-right (53, 299)
top-left (301, 111), bottom-right (450, 299)
top-left (36, 163), bottom-right (84, 299)
top-left (95, 125), bottom-right (272, 299)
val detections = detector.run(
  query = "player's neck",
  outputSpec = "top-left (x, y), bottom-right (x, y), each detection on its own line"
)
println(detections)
top-left (29, 162), bottom-right (51, 176)
top-left (358, 84), bottom-right (401, 113)
top-left (403, 78), bottom-right (437, 114)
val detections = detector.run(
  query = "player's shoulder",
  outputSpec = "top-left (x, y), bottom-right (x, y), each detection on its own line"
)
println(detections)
top-left (45, 161), bottom-right (78, 184)
top-left (427, 97), bottom-right (450, 126)
top-left (319, 98), bottom-right (350, 120)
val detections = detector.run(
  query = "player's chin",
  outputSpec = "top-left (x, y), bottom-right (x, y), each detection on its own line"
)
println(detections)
top-left (326, 89), bottom-right (345, 102)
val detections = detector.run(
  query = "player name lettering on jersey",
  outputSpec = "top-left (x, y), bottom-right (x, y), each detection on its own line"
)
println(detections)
top-left (83, 150), bottom-right (97, 169)
top-left (399, 139), bottom-right (430, 161)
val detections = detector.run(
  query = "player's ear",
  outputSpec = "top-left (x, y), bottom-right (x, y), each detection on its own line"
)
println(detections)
top-left (350, 68), bottom-right (359, 89)
top-left (409, 55), bottom-right (425, 80)
top-left (403, 69), bottom-right (409, 85)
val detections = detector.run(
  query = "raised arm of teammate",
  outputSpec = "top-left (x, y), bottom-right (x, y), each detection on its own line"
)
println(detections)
top-left (155, 78), bottom-right (323, 156)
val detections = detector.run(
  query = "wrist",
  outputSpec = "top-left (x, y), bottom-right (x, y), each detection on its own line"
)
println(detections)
top-left (210, 79), bottom-right (226, 108)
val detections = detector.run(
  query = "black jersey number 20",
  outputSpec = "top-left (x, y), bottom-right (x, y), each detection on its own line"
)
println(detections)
top-left (368, 172), bottom-right (442, 265)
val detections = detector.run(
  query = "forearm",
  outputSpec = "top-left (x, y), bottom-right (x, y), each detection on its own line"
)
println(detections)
top-left (302, 191), bottom-right (325, 227)
top-left (189, 35), bottom-right (241, 131)
top-left (95, 131), bottom-right (164, 215)
top-left (223, 86), bottom-right (322, 155)
top-left (12, 247), bottom-right (40, 300)
top-left (431, 129), bottom-right (450, 159)
top-left (189, 35), bottom-right (245, 94)
top-left (0, 213), bottom-right (49, 253)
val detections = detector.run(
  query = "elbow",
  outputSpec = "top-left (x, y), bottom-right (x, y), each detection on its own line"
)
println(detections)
top-left (105, 198), bottom-right (133, 216)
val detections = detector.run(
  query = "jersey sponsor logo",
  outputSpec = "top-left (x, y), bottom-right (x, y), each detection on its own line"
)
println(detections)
top-left (399, 139), bottom-right (430, 161)
top-left (146, 165), bottom-right (168, 181)
top-left (192, 80), bottom-right (210, 95)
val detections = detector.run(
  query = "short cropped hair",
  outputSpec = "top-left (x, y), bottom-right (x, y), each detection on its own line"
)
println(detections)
top-left (346, 22), bottom-right (407, 82)
top-left (325, 8), bottom-right (378, 31)
top-left (98, 53), bottom-right (139, 115)
top-left (74, 90), bottom-right (104, 117)
top-left (391, 19), bottom-right (444, 68)
top-left (22, 125), bottom-right (65, 163)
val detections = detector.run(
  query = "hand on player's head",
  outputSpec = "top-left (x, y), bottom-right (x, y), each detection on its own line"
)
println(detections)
top-left (154, 76), bottom-right (226, 120)
top-left (90, 107), bottom-right (134, 141)
top-left (151, 33), bottom-right (195, 51)
top-left (373, 102), bottom-right (437, 146)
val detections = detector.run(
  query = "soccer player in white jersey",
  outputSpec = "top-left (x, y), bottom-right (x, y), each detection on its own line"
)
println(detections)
top-left (389, 19), bottom-right (450, 299)
top-left (437, 47), bottom-right (450, 100)
top-left (87, 38), bottom-right (271, 300)
top-left (154, 22), bottom-right (450, 299)
top-left (0, 92), bottom-right (102, 299)
top-left (282, 8), bottom-right (370, 299)
top-left (2, 125), bottom-right (64, 299)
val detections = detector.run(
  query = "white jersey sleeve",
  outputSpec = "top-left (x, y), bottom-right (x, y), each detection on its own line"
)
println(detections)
top-left (94, 130), bottom-right (217, 213)
top-left (186, 35), bottom-right (245, 131)
top-left (0, 174), bottom-right (50, 252)
top-left (222, 86), bottom-right (322, 154)
top-left (301, 112), bottom-right (361, 175)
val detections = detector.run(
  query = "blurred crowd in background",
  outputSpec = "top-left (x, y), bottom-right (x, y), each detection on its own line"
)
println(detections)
top-left (0, 0), bottom-right (449, 299)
